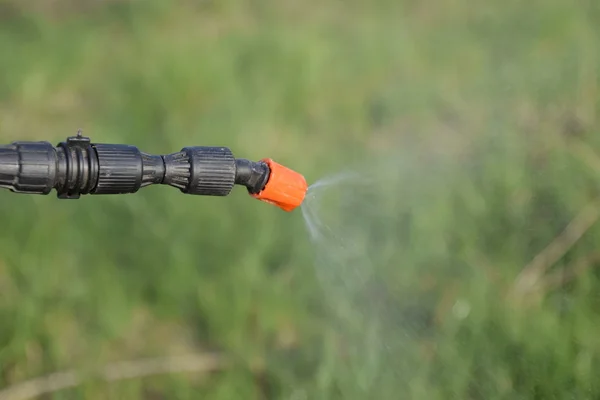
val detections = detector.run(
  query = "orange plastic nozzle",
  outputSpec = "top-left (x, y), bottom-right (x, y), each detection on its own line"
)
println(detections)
top-left (251, 158), bottom-right (307, 212)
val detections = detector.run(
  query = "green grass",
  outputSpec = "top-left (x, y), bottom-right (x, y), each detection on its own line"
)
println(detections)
top-left (1, 0), bottom-right (600, 398)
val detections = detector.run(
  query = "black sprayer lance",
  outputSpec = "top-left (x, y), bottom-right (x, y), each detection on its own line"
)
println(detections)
top-left (0, 132), bottom-right (308, 212)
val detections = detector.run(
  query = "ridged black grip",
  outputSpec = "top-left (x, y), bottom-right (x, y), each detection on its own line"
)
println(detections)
top-left (182, 146), bottom-right (236, 196)
top-left (93, 144), bottom-right (143, 194)
top-left (0, 142), bottom-right (56, 194)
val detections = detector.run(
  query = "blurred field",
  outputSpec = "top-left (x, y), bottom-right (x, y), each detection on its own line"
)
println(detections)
top-left (1, 0), bottom-right (600, 399)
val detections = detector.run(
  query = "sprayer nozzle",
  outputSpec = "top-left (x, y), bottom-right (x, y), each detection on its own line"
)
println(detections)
top-left (251, 158), bottom-right (307, 212)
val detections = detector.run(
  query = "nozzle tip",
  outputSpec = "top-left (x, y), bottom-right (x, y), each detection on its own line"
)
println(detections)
top-left (251, 158), bottom-right (307, 212)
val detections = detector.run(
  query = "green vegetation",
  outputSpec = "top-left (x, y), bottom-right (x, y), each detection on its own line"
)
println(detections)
top-left (1, 0), bottom-right (600, 398)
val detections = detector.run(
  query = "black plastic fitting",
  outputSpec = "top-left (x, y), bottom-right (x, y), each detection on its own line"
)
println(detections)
top-left (0, 133), bottom-right (270, 199)
top-left (234, 158), bottom-right (270, 195)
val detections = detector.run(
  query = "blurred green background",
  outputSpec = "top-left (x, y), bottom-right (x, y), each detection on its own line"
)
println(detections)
top-left (1, 0), bottom-right (600, 399)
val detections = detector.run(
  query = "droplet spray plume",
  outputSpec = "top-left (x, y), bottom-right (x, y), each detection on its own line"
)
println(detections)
top-left (296, 151), bottom-right (463, 398)
top-left (297, 162), bottom-right (410, 396)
